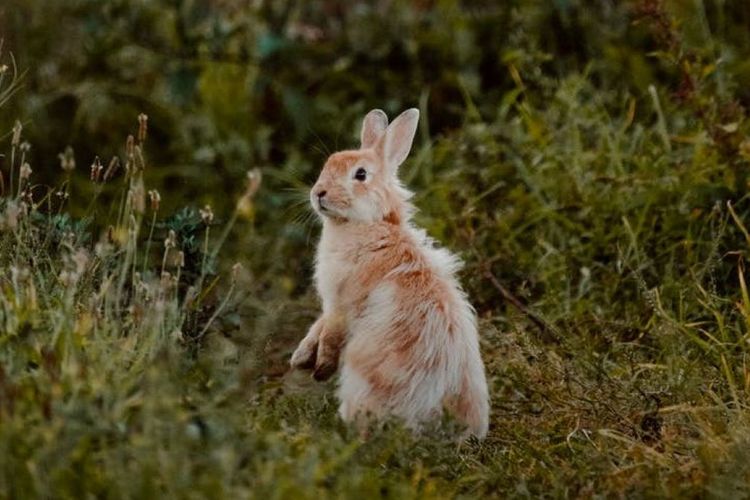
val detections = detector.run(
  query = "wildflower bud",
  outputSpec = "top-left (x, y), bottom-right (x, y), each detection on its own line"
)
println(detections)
top-left (231, 262), bottom-right (243, 282)
top-left (245, 168), bottom-right (262, 198)
top-left (137, 113), bottom-right (148, 143)
top-left (148, 189), bottom-right (161, 211)
top-left (165, 229), bottom-right (177, 249)
top-left (90, 156), bottom-right (103, 182)
top-left (237, 169), bottom-right (262, 219)
top-left (0, 64), bottom-right (7, 75)
top-left (19, 162), bottom-right (32, 180)
top-left (58, 146), bottom-right (76, 172)
top-left (199, 204), bottom-right (214, 225)
top-left (19, 141), bottom-right (31, 153)
top-left (12, 121), bottom-right (22, 147)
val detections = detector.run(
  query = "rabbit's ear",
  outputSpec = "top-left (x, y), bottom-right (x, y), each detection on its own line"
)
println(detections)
top-left (360, 109), bottom-right (388, 149)
top-left (380, 108), bottom-right (419, 171)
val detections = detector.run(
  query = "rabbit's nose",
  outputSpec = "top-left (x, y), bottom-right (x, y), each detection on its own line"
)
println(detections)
top-left (316, 190), bottom-right (327, 199)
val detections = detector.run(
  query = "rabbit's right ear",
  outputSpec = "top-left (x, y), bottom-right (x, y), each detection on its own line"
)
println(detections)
top-left (360, 109), bottom-right (389, 149)
top-left (379, 108), bottom-right (419, 172)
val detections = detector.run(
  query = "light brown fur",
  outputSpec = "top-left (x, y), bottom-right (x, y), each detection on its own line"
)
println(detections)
top-left (290, 109), bottom-right (489, 438)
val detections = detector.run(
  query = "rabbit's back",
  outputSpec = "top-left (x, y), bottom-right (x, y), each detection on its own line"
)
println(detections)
top-left (335, 226), bottom-right (488, 435)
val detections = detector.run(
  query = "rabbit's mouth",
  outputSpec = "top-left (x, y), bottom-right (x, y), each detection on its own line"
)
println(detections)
top-left (316, 199), bottom-right (347, 221)
top-left (316, 198), bottom-right (333, 215)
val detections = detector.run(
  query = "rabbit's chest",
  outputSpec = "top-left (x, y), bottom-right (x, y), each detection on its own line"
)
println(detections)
top-left (315, 247), bottom-right (357, 313)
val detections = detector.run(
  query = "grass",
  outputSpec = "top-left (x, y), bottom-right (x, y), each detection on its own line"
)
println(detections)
top-left (2, 18), bottom-right (750, 500)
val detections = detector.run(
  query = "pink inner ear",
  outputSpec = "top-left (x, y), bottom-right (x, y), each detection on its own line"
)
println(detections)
top-left (361, 110), bottom-right (388, 149)
top-left (383, 110), bottom-right (419, 169)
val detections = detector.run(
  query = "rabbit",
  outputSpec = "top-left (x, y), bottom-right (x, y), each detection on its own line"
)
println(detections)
top-left (290, 108), bottom-right (489, 439)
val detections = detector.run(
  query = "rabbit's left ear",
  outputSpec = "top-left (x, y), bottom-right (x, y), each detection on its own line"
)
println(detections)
top-left (379, 108), bottom-right (419, 172)
top-left (360, 109), bottom-right (388, 149)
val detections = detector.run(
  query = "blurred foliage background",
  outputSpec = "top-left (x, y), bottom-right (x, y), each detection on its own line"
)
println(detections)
top-left (3, 1), bottom-right (750, 496)
top-left (3, 0), bottom-right (750, 299)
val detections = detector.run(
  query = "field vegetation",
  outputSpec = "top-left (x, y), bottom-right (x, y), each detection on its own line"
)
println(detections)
top-left (2, 1), bottom-right (750, 497)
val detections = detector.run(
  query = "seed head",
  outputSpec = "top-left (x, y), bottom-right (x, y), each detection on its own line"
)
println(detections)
top-left (58, 146), bottom-right (76, 172)
top-left (165, 229), bottom-right (177, 249)
top-left (148, 189), bottom-right (161, 211)
top-left (12, 121), bottom-right (22, 147)
top-left (200, 204), bottom-right (214, 225)
top-left (90, 156), bottom-right (103, 182)
top-left (19, 162), bottom-right (32, 180)
top-left (237, 168), bottom-right (263, 218)
top-left (231, 262), bottom-right (243, 282)
top-left (125, 135), bottom-right (135, 174)
top-left (137, 113), bottom-right (148, 143)
top-left (245, 168), bottom-right (262, 198)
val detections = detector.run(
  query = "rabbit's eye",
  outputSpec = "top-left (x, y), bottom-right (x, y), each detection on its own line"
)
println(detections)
top-left (354, 168), bottom-right (367, 182)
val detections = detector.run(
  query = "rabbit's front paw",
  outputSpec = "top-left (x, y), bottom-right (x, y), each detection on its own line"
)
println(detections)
top-left (290, 339), bottom-right (318, 370)
top-left (313, 357), bottom-right (338, 381)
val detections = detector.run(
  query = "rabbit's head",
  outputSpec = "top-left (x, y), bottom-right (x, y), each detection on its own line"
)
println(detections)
top-left (311, 108), bottom-right (419, 224)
